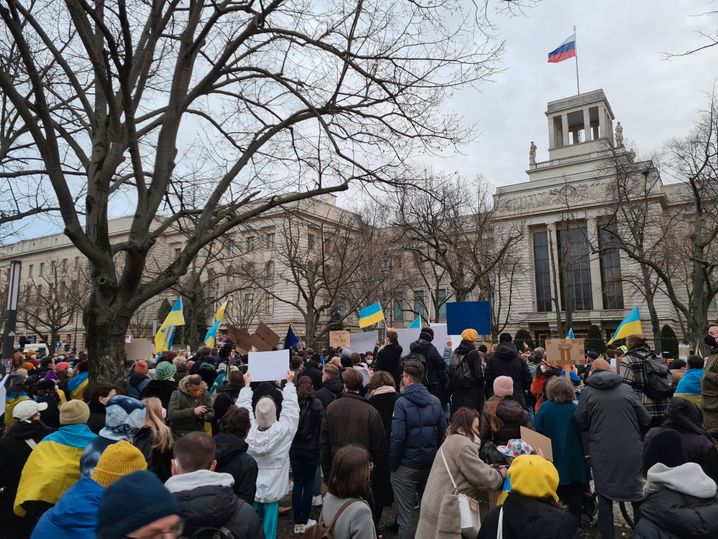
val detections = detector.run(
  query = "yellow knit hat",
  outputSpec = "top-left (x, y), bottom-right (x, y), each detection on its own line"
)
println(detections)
top-left (92, 441), bottom-right (148, 488)
top-left (461, 328), bottom-right (479, 342)
top-left (507, 455), bottom-right (559, 502)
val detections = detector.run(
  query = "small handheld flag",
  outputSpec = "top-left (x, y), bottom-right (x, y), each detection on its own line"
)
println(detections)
top-left (607, 307), bottom-right (642, 345)
top-left (284, 323), bottom-right (300, 349)
top-left (358, 302), bottom-right (384, 328)
top-left (408, 316), bottom-right (421, 329)
top-left (204, 301), bottom-right (229, 348)
top-left (154, 297), bottom-right (185, 353)
top-left (566, 328), bottom-right (575, 339)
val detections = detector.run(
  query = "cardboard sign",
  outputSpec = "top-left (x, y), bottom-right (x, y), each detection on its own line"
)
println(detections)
top-left (544, 338), bottom-right (585, 365)
top-left (125, 338), bottom-right (155, 361)
top-left (446, 301), bottom-right (491, 335)
top-left (329, 331), bottom-right (351, 348)
top-left (346, 330), bottom-right (378, 354)
top-left (248, 349), bottom-right (290, 382)
top-left (520, 426), bottom-right (553, 462)
top-left (255, 322), bottom-right (280, 348)
top-left (227, 325), bottom-right (254, 351)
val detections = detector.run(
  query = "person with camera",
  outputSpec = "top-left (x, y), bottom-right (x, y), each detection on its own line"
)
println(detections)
top-left (167, 374), bottom-right (214, 441)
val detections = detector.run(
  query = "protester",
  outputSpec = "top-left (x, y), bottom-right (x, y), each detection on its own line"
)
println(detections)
top-left (634, 430), bottom-right (718, 538)
top-left (316, 364), bottom-right (343, 408)
top-left (95, 470), bottom-right (182, 539)
top-left (484, 333), bottom-right (533, 410)
top-left (533, 377), bottom-right (589, 519)
top-left (214, 405), bottom-right (258, 504)
top-left (164, 432), bottom-right (264, 538)
top-left (238, 370), bottom-right (299, 539)
top-left (133, 397), bottom-right (174, 482)
top-left (289, 376), bottom-right (325, 534)
top-left (530, 360), bottom-right (563, 413)
top-left (448, 328), bottom-right (485, 415)
top-left (140, 360), bottom-right (178, 409)
top-left (31, 441), bottom-right (148, 539)
top-left (619, 334), bottom-right (670, 427)
top-left (575, 358), bottom-right (650, 539)
top-left (374, 328), bottom-right (403, 390)
top-left (167, 373), bottom-right (214, 440)
top-left (416, 408), bottom-right (505, 538)
top-left (407, 327), bottom-right (449, 408)
top-left (4, 369), bottom-right (30, 427)
top-left (670, 355), bottom-right (702, 407)
top-left (80, 395), bottom-right (146, 477)
top-left (390, 360), bottom-right (447, 539)
top-left (317, 444), bottom-right (377, 539)
top-left (643, 396), bottom-right (718, 481)
top-left (479, 455), bottom-right (584, 539)
top-left (67, 360), bottom-right (90, 400)
top-left (480, 376), bottom-right (532, 446)
top-left (213, 369), bottom-right (245, 424)
top-left (84, 383), bottom-right (117, 434)
top-left (14, 400), bottom-right (96, 521)
top-left (30, 379), bottom-right (60, 429)
top-left (300, 354), bottom-right (324, 391)
top-left (0, 401), bottom-right (54, 538)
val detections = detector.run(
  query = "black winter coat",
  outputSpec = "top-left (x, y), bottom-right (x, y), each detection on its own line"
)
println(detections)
top-left (250, 382), bottom-right (283, 419)
top-left (479, 492), bottom-right (584, 539)
top-left (634, 488), bottom-right (718, 539)
top-left (479, 396), bottom-right (532, 446)
top-left (291, 397), bottom-right (325, 457)
top-left (449, 341), bottom-right (485, 414)
top-left (375, 342), bottom-right (403, 390)
top-left (484, 342), bottom-right (532, 408)
top-left (35, 394), bottom-right (61, 429)
top-left (132, 426), bottom-right (173, 482)
top-left (87, 401), bottom-right (107, 435)
top-left (368, 390), bottom-right (399, 502)
top-left (408, 339), bottom-right (449, 404)
top-left (316, 377), bottom-right (343, 409)
top-left (299, 364), bottom-right (323, 391)
top-left (173, 484), bottom-right (265, 539)
top-left (214, 433), bottom-right (259, 504)
top-left (140, 379), bottom-right (178, 409)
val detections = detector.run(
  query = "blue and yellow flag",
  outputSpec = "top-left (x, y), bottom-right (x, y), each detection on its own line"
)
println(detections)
top-left (204, 301), bottom-right (228, 348)
top-left (607, 307), bottom-right (642, 345)
top-left (566, 327), bottom-right (575, 339)
top-left (358, 302), bottom-right (384, 328)
top-left (408, 316), bottom-right (421, 329)
top-left (155, 297), bottom-right (185, 353)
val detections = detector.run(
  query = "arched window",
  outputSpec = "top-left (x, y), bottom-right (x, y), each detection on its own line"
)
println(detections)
top-left (265, 261), bottom-right (275, 279)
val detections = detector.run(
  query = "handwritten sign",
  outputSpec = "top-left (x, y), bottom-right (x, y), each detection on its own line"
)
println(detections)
top-left (545, 338), bottom-right (585, 365)
top-left (329, 331), bottom-right (351, 348)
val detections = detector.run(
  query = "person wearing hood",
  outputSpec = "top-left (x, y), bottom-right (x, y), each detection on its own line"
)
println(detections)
top-left (635, 429), bottom-right (718, 538)
top-left (643, 396), bottom-right (718, 482)
top-left (167, 373), bottom-right (214, 440)
top-left (316, 364), bottom-right (343, 408)
top-left (448, 328), bottom-right (485, 415)
top-left (4, 369), bottom-right (30, 427)
top-left (0, 400), bottom-right (54, 538)
top-left (238, 370), bottom-right (299, 539)
top-left (702, 327), bottom-right (718, 439)
top-left (140, 360), bottom-right (178, 409)
top-left (165, 432), bottom-right (264, 539)
top-left (390, 360), bottom-right (447, 539)
top-left (407, 327), bottom-right (449, 407)
top-left (214, 405), bottom-right (258, 504)
top-left (485, 333), bottom-right (533, 409)
top-left (480, 376), bottom-right (532, 447)
top-left (67, 360), bottom-right (90, 400)
top-left (14, 400), bottom-right (97, 522)
top-left (575, 358), bottom-right (651, 539)
top-left (374, 329), bottom-right (403, 390)
top-left (479, 455), bottom-right (584, 539)
top-left (31, 441), bottom-right (148, 539)
top-left (31, 379), bottom-right (61, 428)
top-left (84, 383), bottom-right (117, 434)
top-left (80, 395), bottom-right (147, 478)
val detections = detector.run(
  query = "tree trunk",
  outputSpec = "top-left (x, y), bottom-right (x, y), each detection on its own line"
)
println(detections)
top-left (85, 302), bottom-right (133, 390)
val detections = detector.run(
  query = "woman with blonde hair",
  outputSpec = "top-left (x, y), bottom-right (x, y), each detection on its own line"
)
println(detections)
top-left (133, 397), bottom-right (173, 481)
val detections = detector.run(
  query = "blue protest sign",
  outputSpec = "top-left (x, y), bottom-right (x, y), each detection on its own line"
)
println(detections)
top-left (446, 301), bottom-right (491, 335)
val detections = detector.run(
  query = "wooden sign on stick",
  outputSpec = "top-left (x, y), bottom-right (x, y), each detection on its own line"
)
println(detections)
top-left (329, 331), bottom-right (351, 348)
top-left (544, 338), bottom-right (585, 365)
top-left (227, 325), bottom-right (253, 351)
top-left (255, 322), bottom-right (280, 348)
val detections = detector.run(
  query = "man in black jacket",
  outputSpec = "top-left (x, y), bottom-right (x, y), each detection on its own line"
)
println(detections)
top-left (165, 432), bottom-right (264, 539)
top-left (316, 364), bottom-right (343, 409)
top-left (374, 329), bottom-right (403, 390)
top-left (485, 333), bottom-right (532, 409)
top-left (299, 354), bottom-right (323, 391)
top-left (214, 406), bottom-right (258, 504)
top-left (407, 327), bottom-right (449, 407)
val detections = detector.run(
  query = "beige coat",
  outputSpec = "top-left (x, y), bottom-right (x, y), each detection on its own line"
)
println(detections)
top-left (702, 351), bottom-right (718, 433)
top-left (415, 433), bottom-right (503, 539)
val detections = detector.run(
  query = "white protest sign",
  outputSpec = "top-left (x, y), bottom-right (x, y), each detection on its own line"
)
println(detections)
top-left (248, 349), bottom-right (290, 382)
top-left (396, 328), bottom-right (420, 357)
top-left (430, 323), bottom-right (461, 353)
top-left (0, 374), bottom-right (9, 418)
top-left (347, 330), bottom-right (378, 355)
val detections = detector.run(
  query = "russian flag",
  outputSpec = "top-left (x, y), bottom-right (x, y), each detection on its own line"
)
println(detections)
top-left (548, 33), bottom-right (576, 63)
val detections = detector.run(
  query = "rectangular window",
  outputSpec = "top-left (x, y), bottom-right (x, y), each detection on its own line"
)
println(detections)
top-left (61, 259), bottom-right (67, 272)
top-left (599, 225), bottom-right (624, 310)
top-left (74, 257), bottom-right (79, 270)
top-left (265, 296), bottom-right (274, 315)
top-left (533, 231), bottom-right (552, 312)
top-left (414, 290), bottom-right (426, 319)
top-left (246, 236), bottom-right (255, 252)
top-left (437, 289), bottom-right (448, 321)
top-left (393, 299), bottom-right (404, 323)
top-left (567, 110), bottom-right (585, 144)
top-left (307, 233), bottom-right (316, 251)
top-left (29, 264), bottom-right (34, 278)
top-left (174, 247), bottom-right (181, 258)
top-left (244, 292), bottom-right (254, 306)
top-left (39, 262), bottom-right (44, 276)
top-left (266, 233), bottom-right (275, 249)
top-left (557, 226), bottom-right (594, 311)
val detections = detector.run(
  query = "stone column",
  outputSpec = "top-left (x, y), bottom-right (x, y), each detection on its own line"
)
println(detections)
top-left (586, 217), bottom-right (604, 311)
top-left (583, 108), bottom-right (592, 142)
top-left (561, 114), bottom-right (569, 147)
top-left (548, 117), bottom-right (556, 149)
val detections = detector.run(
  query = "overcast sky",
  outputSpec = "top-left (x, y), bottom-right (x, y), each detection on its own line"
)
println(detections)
top-left (404, 0), bottom-right (718, 189)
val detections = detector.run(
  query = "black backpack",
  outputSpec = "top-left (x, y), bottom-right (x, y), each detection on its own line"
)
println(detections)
top-left (449, 352), bottom-right (474, 389)
top-left (641, 352), bottom-right (673, 400)
top-left (402, 351), bottom-right (431, 387)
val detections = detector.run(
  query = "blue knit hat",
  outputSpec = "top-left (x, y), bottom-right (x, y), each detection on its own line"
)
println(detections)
top-left (96, 470), bottom-right (181, 539)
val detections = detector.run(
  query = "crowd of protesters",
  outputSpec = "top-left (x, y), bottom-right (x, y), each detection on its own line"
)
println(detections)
top-left (2, 326), bottom-right (718, 538)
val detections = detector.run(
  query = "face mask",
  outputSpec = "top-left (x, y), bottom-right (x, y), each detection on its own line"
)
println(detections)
top-left (705, 335), bottom-right (717, 348)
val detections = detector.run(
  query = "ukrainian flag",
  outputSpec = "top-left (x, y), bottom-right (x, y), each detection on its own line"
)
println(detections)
top-left (204, 301), bottom-right (228, 348)
top-left (607, 307), bottom-right (643, 345)
top-left (408, 316), bottom-right (421, 329)
top-left (154, 297), bottom-right (185, 353)
top-left (358, 302), bottom-right (384, 328)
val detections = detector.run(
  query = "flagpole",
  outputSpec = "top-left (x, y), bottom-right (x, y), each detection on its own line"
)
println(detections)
top-left (574, 25), bottom-right (580, 94)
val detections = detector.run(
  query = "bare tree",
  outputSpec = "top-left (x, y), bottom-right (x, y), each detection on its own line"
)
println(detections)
top-left (0, 1), bottom-right (519, 383)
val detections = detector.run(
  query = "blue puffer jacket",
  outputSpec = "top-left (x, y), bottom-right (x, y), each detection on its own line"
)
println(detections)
top-left (390, 383), bottom-right (447, 470)
top-left (31, 477), bottom-right (104, 539)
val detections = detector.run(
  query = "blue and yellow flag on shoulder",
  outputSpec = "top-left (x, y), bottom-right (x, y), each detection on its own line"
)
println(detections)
top-left (358, 302), bottom-right (384, 328)
top-left (155, 297), bottom-right (185, 353)
top-left (204, 301), bottom-right (229, 348)
top-left (607, 307), bottom-right (642, 345)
